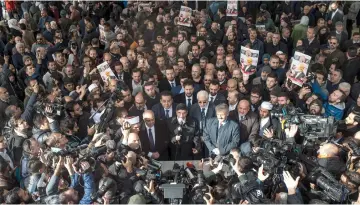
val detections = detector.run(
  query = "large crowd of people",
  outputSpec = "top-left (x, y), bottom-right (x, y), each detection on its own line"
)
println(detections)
top-left (0, 0), bottom-right (360, 204)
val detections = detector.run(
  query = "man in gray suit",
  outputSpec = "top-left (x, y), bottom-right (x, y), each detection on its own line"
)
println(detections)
top-left (203, 103), bottom-right (240, 156)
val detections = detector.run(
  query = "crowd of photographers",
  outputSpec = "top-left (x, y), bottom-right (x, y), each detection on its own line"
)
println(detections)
top-left (1, 0), bottom-right (360, 204)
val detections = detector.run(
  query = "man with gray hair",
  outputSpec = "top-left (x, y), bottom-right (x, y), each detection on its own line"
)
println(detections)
top-left (190, 90), bottom-right (216, 138)
top-left (203, 103), bottom-right (240, 156)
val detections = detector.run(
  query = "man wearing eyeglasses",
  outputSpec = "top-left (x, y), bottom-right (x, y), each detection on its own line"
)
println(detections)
top-left (203, 103), bottom-right (240, 156)
top-left (140, 110), bottom-right (170, 160)
top-left (323, 37), bottom-right (346, 69)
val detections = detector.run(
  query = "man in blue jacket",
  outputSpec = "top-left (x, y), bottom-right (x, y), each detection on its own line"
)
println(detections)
top-left (323, 89), bottom-right (347, 120)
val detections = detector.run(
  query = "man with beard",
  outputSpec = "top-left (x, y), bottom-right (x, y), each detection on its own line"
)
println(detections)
top-left (143, 82), bottom-right (160, 109)
top-left (324, 89), bottom-right (347, 120)
top-left (242, 28), bottom-right (264, 61)
top-left (174, 79), bottom-right (197, 111)
top-left (250, 87), bottom-right (263, 113)
top-left (129, 92), bottom-right (147, 120)
top-left (7, 117), bottom-right (31, 166)
top-left (42, 60), bottom-right (61, 87)
top-left (327, 2), bottom-right (344, 31)
top-left (263, 73), bottom-right (281, 101)
top-left (65, 101), bottom-right (91, 139)
top-left (324, 37), bottom-right (346, 70)
top-left (264, 32), bottom-right (288, 55)
top-left (54, 52), bottom-right (67, 71)
top-left (187, 44), bottom-right (201, 66)
top-left (5, 187), bottom-right (32, 204)
top-left (258, 101), bottom-right (282, 139)
top-left (166, 44), bottom-right (177, 65)
top-left (167, 103), bottom-right (200, 160)
top-left (208, 79), bottom-right (227, 106)
top-left (0, 87), bottom-right (22, 130)
top-left (177, 32), bottom-right (190, 57)
top-left (253, 65), bottom-right (271, 88)
top-left (12, 43), bottom-right (34, 71)
top-left (229, 99), bottom-right (259, 144)
top-left (121, 87), bottom-right (134, 110)
top-left (208, 22), bottom-right (224, 45)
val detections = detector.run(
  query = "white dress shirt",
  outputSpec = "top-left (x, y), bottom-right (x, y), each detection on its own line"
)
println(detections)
top-left (164, 106), bottom-right (173, 118)
top-left (331, 9), bottom-right (338, 20)
top-left (168, 80), bottom-right (176, 88)
top-left (209, 94), bottom-right (217, 103)
top-left (146, 125), bottom-right (156, 158)
top-left (229, 102), bottom-right (238, 111)
top-left (186, 96), bottom-right (193, 106)
top-left (260, 117), bottom-right (270, 129)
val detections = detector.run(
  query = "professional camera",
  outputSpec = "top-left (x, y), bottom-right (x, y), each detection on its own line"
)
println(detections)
top-left (34, 100), bottom-right (64, 118)
top-left (307, 167), bottom-right (350, 203)
top-left (91, 177), bottom-right (118, 204)
top-left (231, 172), bottom-right (265, 204)
top-left (189, 172), bottom-right (210, 204)
top-left (51, 144), bottom-right (88, 157)
top-left (347, 140), bottom-right (360, 156)
top-left (298, 115), bottom-right (337, 139)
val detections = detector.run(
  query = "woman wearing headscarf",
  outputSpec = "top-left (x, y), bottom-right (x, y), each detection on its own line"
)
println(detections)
top-left (7, 19), bottom-right (22, 37)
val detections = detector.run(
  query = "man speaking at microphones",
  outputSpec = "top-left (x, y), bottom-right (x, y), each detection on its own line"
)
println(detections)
top-left (167, 103), bottom-right (201, 160)
top-left (203, 103), bottom-right (240, 156)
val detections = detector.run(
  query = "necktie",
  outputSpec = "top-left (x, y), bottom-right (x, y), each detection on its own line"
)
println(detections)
top-left (148, 128), bottom-right (155, 151)
top-left (171, 82), bottom-right (175, 88)
top-left (187, 98), bottom-right (192, 109)
top-left (210, 97), bottom-right (214, 103)
top-left (165, 109), bottom-right (170, 119)
top-left (201, 108), bottom-right (205, 131)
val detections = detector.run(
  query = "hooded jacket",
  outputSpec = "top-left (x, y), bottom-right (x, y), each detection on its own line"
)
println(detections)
top-left (323, 102), bottom-right (345, 120)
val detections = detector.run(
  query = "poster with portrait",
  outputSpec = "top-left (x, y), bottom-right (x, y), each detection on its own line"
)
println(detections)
top-left (240, 46), bottom-right (259, 75)
top-left (226, 1), bottom-right (238, 17)
top-left (99, 25), bottom-right (106, 43)
top-left (288, 51), bottom-right (311, 86)
top-left (97, 62), bottom-right (117, 82)
top-left (178, 6), bottom-right (192, 27)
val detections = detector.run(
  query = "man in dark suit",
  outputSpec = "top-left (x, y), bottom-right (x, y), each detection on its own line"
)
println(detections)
top-left (139, 110), bottom-right (170, 160)
top-left (152, 91), bottom-right (177, 121)
top-left (143, 82), bottom-right (160, 110)
top-left (327, 2), bottom-right (344, 31)
top-left (229, 99), bottom-right (260, 144)
top-left (128, 92), bottom-right (147, 120)
top-left (114, 61), bottom-right (131, 86)
top-left (208, 79), bottom-right (227, 106)
top-left (190, 90), bottom-right (216, 136)
top-left (203, 103), bottom-right (240, 156)
top-left (330, 21), bottom-right (348, 48)
top-left (158, 67), bottom-right (180, 92)
top-left (174, 79), bottom-right (197, 111)
top-left (302, 27), bottom-right (321, 58)
top-left (166, 104), bottom-right (201, 160)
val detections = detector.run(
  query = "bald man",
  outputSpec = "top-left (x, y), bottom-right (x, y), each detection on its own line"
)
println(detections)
top-left (229, 99), bottom-right (259, 144)
top-left (317, 143), bottom-right (346, 178)
top-left (139, 110), bottom-right (170, 160)
top-left (128, 92), bottom-right (147, 119)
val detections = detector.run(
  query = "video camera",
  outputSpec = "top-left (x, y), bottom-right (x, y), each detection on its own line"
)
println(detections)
top-left (271, 106), bottom-right (337, 139)
top-left (34, 100), bottom-right (64, 118)
top-left (91, 177), bottom-right (118, 204)
top-left (307, 167), bottom-right (350, 203)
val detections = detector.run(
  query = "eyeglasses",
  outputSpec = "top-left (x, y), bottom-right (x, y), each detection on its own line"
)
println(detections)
top-left (330, 42), bottom-right (337, 45)
top-left (198, 101), bottom-right (208, 104)
top-left (204, 79), bottom-right (212, 81)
